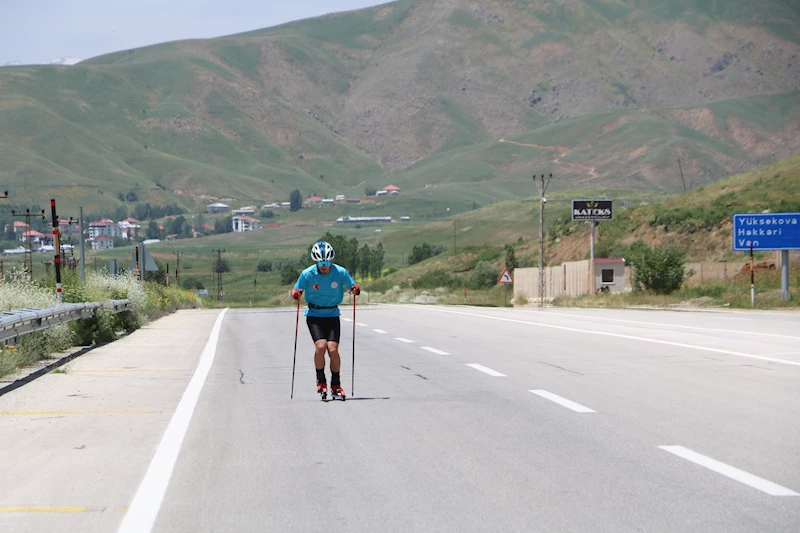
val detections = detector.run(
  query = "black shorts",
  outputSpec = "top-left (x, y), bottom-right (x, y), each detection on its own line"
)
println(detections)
top-left (306, 316), bottom-right (341, 343)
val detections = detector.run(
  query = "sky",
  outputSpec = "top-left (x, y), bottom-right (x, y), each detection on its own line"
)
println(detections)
top-left (1, 0), bottom-right (391, 64)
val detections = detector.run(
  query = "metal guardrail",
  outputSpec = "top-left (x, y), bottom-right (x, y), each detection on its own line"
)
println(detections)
top-left (0, 299), bottom-right (132, 344)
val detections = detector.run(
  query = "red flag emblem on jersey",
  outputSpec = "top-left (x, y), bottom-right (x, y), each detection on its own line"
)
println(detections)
top-left (313, 284), bottom-right (320, 290)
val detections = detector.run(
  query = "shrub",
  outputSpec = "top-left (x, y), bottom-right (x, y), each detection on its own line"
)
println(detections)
top-left (469, 261), bottom-right (500, 289)
top-left (412, 269), bottom-right (460, 289)
top-left (257, 259), bottom-right (273, 272)
top-left (627, 240), bottom-right (687, 294)
top-left (280, 266), bottom-right (300, 285)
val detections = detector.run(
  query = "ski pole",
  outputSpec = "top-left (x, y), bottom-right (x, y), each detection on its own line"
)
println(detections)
top-left (351, 293), bottom-right (356, 397)
top-left (290, 296), bottom-right (300, 399)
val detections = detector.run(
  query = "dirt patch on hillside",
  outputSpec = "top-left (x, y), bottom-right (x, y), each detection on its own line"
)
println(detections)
top-left (600, 116), bottom-right (628, 134)
top-left (664, 108), bottom-right (722, 140)
top-left (728, 117), bottom-right (800, 158)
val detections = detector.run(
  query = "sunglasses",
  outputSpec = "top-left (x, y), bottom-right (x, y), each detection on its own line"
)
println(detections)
top-left (317, 260), bottom-right (331, 268)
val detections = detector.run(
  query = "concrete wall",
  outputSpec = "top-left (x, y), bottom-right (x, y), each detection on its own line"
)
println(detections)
top-left (595, 263), bottom-right (625, 292)
top-left (683, 262), bottom-right (749, 285)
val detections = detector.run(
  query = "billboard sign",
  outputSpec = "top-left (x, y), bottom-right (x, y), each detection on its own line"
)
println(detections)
top-left (732, 213), bottom-right (800, 251)
top-left (572, 200), bottom-right (613, 221)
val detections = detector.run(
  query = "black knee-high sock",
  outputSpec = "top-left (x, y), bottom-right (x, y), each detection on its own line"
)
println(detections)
top-left (331, 371), bottom-right (340, 386)
top-left (316, 368), bottom-right (326, 384)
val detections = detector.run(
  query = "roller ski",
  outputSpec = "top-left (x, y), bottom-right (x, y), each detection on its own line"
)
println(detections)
top-left (317, 382), bottom-right (328, 401)
top-left (331, 384), bottom-right (346, 401)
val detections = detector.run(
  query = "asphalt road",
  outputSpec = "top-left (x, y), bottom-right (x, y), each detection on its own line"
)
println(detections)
top-left (1, 305), bottom-right (799, 532)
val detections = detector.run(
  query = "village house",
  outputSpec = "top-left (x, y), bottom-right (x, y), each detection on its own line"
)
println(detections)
top-left (89, 219), bottom-right (122, 239)
top-left (206, 203), bottom-right (230, 214)
top-left (232, 216), bottom-right (261, 232)
top-left (232, 206), bottom-right (256, 216)
top-left (91, 235), bottom-right (114, 250)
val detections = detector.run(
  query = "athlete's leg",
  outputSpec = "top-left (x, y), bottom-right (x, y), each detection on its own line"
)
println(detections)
top-left (327, 341), bottom-right (340, 372)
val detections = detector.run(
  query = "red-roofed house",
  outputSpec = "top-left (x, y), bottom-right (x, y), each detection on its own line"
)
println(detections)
top-left (232, 216), bottom-right (261, 232)
top-left (13, 221), bottom-right (29, 232)
top-left (304, 196), bottom-right (323, 205)
top-left (91, 236), bottom-right (114, 250)
top-left (89, 219), bottom-right (122, 239)
top-left (382, 185), bottom-right (401, 194)
top-left (22, 230), bottom-right (48, 246)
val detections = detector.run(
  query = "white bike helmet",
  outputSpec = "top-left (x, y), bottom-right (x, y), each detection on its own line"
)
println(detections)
top-left (311, 241), bottom-right (335, 263)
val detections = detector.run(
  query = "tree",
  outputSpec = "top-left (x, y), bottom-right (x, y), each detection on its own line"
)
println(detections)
top-left (370, 242), bottom-right (385, 279)
top-left (364, 186), bottom-right (377, 197)
top-left (146, 220), bottom-right (159, 240)
top-left (469, 261), bottom-right (500, 289)
top-left (504, 245), bottom-right (517, 270)
top-left (213, 257), bottom-right (231, 274)
top-left (214, 216), bottom-right (233, 234)
top-left (358, 244), bottom-right (372, 279)
top-left (626, 239), bottom-right (687, 294)
top-left (289, 189), bottom-right (302, 211)
top-left (126, 191), bottom-right (138, 202)
top-left (257, 259), bottom-right (273, 272)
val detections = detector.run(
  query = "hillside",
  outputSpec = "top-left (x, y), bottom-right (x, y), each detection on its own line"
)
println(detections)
top-left (1, 0), bottom-right (799, 214)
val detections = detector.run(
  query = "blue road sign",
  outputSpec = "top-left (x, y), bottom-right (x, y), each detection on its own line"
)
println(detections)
top-left (732, 213), bottom-right (800, 251)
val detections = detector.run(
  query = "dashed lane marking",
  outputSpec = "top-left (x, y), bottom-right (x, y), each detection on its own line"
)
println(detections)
top-left (529, 390), bottom-right (595, 413)
top-left (422, 347), bottom-right (450, 355)
top-left (372, 329), bottom-right (387, 334)
top-left (466, 364), bottom-right (506, 377)
top-left (394, 338), bottom-right (414, 343)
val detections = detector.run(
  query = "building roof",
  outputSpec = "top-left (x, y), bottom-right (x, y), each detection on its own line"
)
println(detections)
top-left (305, 196), bottom-right (323, 202)
top-left (594, 258), bottom-right (625, 263)
top-left (23, 230), bottom-right (46, 237)
top-left (233, 216), bottom-right (260, 223)
top-left (207, 203), bottom-right (229, 208)
top-left (94, 236), bottom-right (113, 241)
top-left (383, 185), bottom-right (401, 191)
top-left (13, 221), bottom-right (29, 228)
top-left (90, 218), bottom-right (116, 226)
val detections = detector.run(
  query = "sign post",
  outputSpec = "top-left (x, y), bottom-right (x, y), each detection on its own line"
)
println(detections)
top-left (498, 268), bottom-right (513, 307)
top-left (733, 213), bottom-right (800, 302)
top-left (572, 200), bottom-right (613, 293)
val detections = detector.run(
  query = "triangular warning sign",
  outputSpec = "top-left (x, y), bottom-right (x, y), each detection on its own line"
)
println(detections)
top-left (498, 268), bottom-right (513, 284)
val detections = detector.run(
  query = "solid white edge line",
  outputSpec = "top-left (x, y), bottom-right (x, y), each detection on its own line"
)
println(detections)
top-left (372, 329), bottom-right (387, 334)
top-left (394, 337), bottom-right (414, 343)
top-left (659, 446), bottom-right (799, 496)
top-left (466, 363), bottom-right (506, 377)
top-left (391, 305), bottom-right (800, 367)
top-left (422, 346), bottom-right (450, 355)
top-left (118, 308), bottom-right (229, 533)
top-left (529, 390), bottom-right (595, 413)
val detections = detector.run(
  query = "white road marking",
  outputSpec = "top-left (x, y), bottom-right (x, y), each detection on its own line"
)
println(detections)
top-left (356, 322), bottom-right (368, 327)
top-left (659, 446), bottom-right (800, 496)
top-left (394, 337), bottom-right (414, 343)
top-left (466, 363), bottom-right (506, 377)
top-left (539, 310), bottom-right (800, 341)
top-left (422, 346), bottom-right (450, 355)
top-left (341, 317), bottom-right (353, 322)
top-left (401, 306), bottom-right (800, 367)
top-left (372, 329), bottom-right (388, 334)
top-left (529, 390), bottom-right (595, 413)
top-left (118, 309), bottom-right (228, 533)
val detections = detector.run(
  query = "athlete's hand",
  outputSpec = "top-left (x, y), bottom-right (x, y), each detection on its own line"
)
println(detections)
top-left (291, 289), bottom-right (303, 300)
top-left (349, 284), bottom-right (361, 296)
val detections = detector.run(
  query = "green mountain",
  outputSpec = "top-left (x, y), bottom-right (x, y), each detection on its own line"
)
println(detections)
top-left (1, 0), bottom-right (799, 213)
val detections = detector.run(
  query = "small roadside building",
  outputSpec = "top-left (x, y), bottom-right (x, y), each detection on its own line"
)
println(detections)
top-left (594, 258), bottom-right (626, 293)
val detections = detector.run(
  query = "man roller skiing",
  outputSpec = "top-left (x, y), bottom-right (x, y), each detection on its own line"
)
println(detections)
top-left (292, 241), bottom-right (360, 400)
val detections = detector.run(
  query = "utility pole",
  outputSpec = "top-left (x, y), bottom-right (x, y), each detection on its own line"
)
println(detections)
top-left (173, 250), bottom-right (182, 288)
top-left (49, 199), bottom-right (64, 302)
top-left (454, 219), bottom-right (457, 255)
top-left (677, 158), bottom-right (686, 193)
top-left (212, 248), bottom-right (225, 301)
top-left (12, 207), bottom-right (45, 280)
top-left (534, 174), bottom-right (553, 307)
top-left (78, 207), bottom-right (86, 282)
